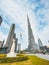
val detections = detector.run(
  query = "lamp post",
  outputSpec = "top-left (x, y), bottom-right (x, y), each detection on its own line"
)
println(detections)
top-left (0, 16), bottom-right (2, 26)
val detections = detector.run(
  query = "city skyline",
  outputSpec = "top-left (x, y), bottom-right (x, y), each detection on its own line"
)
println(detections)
top-left (0, 0), bottom-right (49, 50)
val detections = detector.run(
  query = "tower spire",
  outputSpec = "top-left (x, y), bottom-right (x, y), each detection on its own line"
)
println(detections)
top-left (27, 15), bottom-right (37, 50)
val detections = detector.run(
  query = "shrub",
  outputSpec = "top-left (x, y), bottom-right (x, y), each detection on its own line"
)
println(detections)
top-left (0, 54), bottom-right (28, 63)
top-left (0, 54), bottom-right (7, 57)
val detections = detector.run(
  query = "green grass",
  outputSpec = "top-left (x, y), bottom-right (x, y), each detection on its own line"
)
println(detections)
top-left (0, 54), bottom-right (28, 63)
top-left (0, 54), bottom-right (7, 57)
top-left (0, 54), bottom-right (49, 65)
top-left (29, 55), bottom-right (49, 65)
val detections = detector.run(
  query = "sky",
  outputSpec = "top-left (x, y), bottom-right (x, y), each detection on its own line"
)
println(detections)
top-left (0, 0), bottom-right (49, 50)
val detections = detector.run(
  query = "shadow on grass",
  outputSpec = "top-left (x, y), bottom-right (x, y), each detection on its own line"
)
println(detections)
top-left (0, 56), bottom-right (29, 63)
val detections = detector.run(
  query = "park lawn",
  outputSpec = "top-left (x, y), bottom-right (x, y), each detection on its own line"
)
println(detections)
top-left (0, 54), bottom-right (6, 57)
top-left (29, 55), bottom-right (49, 65)
top-left (0, 55), bottom-right (49, 65)
top-left (0, 58), bottom-right (33, 65)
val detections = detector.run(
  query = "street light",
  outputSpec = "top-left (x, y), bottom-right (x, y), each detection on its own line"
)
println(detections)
top-left (0, 16), bottom-right (2, 25)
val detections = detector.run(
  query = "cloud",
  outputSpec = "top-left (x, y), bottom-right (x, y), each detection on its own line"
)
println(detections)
top-left (0, 0), bottom-right (49, 50)
top-left (0, 31), bottom-right (6, 41)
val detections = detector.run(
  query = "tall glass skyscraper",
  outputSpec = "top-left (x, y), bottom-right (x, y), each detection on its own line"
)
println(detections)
top-left (27, 15), bottom-right (38, 51)
top-left (4, 24), bottom-right (15, 53)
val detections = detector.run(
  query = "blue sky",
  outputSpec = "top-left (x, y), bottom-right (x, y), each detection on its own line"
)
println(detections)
top-left (0, 0), bottom-right (49, 50)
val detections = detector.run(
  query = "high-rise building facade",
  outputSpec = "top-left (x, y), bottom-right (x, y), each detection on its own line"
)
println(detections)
top-left (27, 15), bottom-right (38, 51)
top-left (15, 38), bottom-right (18, 53)
top-left (4, 24), bottom-right (15, 53)
top-left (38, 38), bottom-right (43, 49)
top-left (17, 44), bottom-right (21, 52)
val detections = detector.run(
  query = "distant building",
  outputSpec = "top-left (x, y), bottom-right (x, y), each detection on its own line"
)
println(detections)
top-left (0, 41), bottom-right (7, 53)
top-left (0, 24), bottom-right (18, 54)
top-left (0, 41), bottom-right (4, 48)
top-left (40, 46), bottom-right (49, 53)
top-left (38, 38), bottom-right (43, 50)
top-left (17, 44), bottom-right (21, 52)
top-left (38, 38), bottom-right (43, 47)
top-left (15, 38), bottom-right (18, 53)
top-left (27, 15), bottom-right (38, 52)
top-left (4, 24), bottom-right (15, 53)
top-left (12, 33), bottom-right (18, 53)
top-left (0, 47), bottom-right (7, 53)
top-left (0, 41), bottom-right (3, 48)
top-left (46, 48), bottom-right (49, 53)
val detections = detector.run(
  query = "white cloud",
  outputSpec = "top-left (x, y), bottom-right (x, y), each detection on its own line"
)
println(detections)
top-left (0, 0), bottom-right (49, 50)
top-left (0, 31), bottom-right (6, 41)
top-left (1, 21), bottom-right (9, 30)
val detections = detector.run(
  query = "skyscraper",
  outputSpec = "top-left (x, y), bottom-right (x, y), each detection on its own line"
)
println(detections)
top-left (38, 38), bottom-right (43, 49)
top-left (4, 24), bottom-right (15, 53)
top-left (27, 15), bottom-right (37, 51)
top-left (15, 38), bottom-right (18, 53)
top-left (17, 44), bottom-right (21, 52)
top-left (13, 33), bottom-right (18, 53)
top-left (7, 32), bottom-right (17, 57)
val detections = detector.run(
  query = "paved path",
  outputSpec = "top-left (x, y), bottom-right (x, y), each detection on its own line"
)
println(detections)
top-left (26, 53), bottom-right (49, 61)
top-left (35, 54), bottom-right (49, 61)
